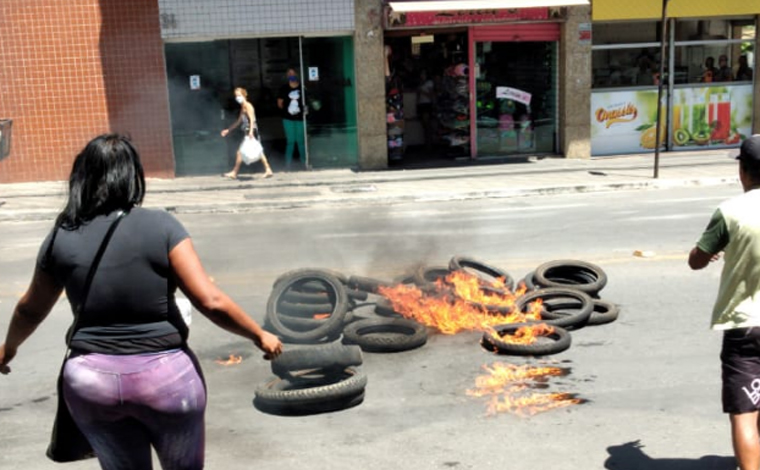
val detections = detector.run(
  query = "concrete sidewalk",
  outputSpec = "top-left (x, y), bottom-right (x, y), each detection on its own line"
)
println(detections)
top-left (0, 150), bottom-right (740, 221)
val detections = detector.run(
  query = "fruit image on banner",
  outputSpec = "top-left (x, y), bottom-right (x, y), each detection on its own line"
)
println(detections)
top-left (671, 85), bottom-right (753, 149)
top-left (590, 89), bottom-right (663, 156)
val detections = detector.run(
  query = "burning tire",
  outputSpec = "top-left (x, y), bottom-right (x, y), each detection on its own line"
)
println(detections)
top-left (587, 299), bottom-right (620, 326)
top-left (412, 265), bottom-right (452, 292)
top-left (516, 288), bottom-right (593, 329)
top-left (518, 270), bottom-right (539, 292)
top-left (448, 256), bottom-right (515, 292)
top-left (533, 260), bottom-right (608, 296)
top-left (271, 343), bottom-right (363, 379)
top-left (254, 367), bottom-right (367, 416)
top-left (342, 318), bottom-right (428, 353)
top-left (374, 298), bottom-right (403, 318)
top-left (482, 323), bottom-right (571, 356)
top-left (266, 270), bottom-right (350, 343)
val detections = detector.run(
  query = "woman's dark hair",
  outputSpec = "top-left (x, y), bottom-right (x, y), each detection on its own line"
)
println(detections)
top-left (57, 134), bottom-right (145, 229)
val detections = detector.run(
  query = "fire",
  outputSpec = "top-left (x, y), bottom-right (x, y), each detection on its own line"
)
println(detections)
top-left (313, 313), bottom-right (331, 320)
top-left (484, 321), bottom-right (553, 346)
top-left (215, 354), bottom-right (243, 366)
top-left (466, 362), bottom-right (583, 416)
top-left (377, 270), bottom-right (542, 335)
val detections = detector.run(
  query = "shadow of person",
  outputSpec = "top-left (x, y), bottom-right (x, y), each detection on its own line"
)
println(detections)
top-left (605, 440), bottom-right (735, 470)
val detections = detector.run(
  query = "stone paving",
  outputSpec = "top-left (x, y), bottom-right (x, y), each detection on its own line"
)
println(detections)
top-left (0, 150), bottom-right (740, 221)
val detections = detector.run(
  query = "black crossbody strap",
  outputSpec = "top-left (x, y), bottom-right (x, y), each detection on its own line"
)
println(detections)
top-left (66, 211), bottom-right (127, 346)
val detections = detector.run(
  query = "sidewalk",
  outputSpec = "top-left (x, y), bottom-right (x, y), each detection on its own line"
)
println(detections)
top-left (0, 150), bottom-right (740, 222)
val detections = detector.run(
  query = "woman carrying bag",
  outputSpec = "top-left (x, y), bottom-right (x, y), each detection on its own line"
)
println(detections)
top-left (221, 87), bottom-right (274, 180)
top-left (0, 134), bottom-right (282, 469)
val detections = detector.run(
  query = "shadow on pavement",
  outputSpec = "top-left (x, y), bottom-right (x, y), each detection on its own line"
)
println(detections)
top-left (604, 441), bottom-right (735, 470)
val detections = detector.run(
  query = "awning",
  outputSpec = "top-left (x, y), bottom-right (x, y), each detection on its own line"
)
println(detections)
top-left (593, 0), bottom-right (760, 21)
top-left (388, 1), bottom-right (589, 12)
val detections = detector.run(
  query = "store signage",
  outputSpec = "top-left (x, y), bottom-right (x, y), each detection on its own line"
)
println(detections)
top-left (578, 22), bottom-right (591, 45)
top-left (308, 67), bottom-right (319, 81)
top-left (590, 85), bottom-right (753, 156)
top-left (385, 6), bottom-right (551, 29)
top-left (189, 75), bottom-right (200, 90)
top-left (496, 86), bottom-right (532, 106)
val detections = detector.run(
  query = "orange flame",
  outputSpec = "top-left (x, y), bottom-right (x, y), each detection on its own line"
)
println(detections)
top-left (215, 354), bottom-right (243, 366)
top-left (484, 321), bottom-right (553, 346)
top-left (377, 271), bottom-right (542, 335)
top-left (466, 362), bottom-right (583, 416)
top-left (313, 313), bottom-right (331, 320)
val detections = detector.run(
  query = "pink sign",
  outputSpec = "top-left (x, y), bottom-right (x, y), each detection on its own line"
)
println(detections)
top-left (386, 7), bottom-right (550, 29)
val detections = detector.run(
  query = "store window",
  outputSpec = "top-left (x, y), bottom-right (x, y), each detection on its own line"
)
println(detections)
top-left (592, 21), bottom-right (662, 89)
top-left (673, 20), bottom-right (755, 84)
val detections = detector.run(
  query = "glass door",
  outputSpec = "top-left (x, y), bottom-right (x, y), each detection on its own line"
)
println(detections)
top-left (473, 41), bottom-right (558, 157)
top-left (300, 36), bottom-right (359, 169)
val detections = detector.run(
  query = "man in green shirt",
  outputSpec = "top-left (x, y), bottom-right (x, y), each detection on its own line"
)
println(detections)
top-left (689, 135), bottom-right (760, 470)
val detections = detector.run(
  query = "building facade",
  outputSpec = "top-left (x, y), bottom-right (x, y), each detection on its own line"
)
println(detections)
top-left (7, 1), bottom-right (752, 184)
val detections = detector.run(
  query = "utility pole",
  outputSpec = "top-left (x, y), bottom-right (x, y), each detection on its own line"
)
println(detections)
top-left (653, 0), bottom-right (670, 178)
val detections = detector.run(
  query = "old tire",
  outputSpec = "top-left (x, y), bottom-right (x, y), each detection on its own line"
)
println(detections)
top-left (516, 288), bottom-right (593, 329)
top-left (342, 318), bottom-right (428, 353)
top-left (587, 299), bottom-right (620, 326)
top-left (254, 367), bottom-right (367, 415)
top-left (533, 260), bottom-right (608, 295)
top-left (266, 270), bottom-right (349, 343)
top-left (374, 298), bottom-right (403, 318)
top-left (448, 256), bottom-right (515, 292)
top-left (271, 343), bottom-right (363, 378)
top-left (482, 323), bottom-right (571, 356)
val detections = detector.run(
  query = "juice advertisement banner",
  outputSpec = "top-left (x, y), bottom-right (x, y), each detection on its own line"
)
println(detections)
top-left (671, 85), bottom-right (753, 150)
top-left (591, 89), bottom-right (663, 156)
top-left (591, 85), bottom-right (753, 156)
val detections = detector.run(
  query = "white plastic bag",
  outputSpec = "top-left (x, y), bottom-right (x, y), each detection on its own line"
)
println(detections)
top-left (175, 297), bottom-right (193, 326)
top-left (239, 136), bottom-right (263, 164)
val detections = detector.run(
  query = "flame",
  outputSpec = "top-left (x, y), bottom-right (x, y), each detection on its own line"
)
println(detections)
top-left (484, 321), bottom-right (553, 346)
top-left (215, 354), bottom-right (243, 366)
top-left (466, 362), bottom-right (583, 416)
top-left (313, 313), bottom-right (331, 320)
top-left (377, 271), bottom-right (542, 335)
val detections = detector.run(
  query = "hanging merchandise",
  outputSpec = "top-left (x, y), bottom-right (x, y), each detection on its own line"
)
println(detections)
top-left (436, 61), bottom-right (470, 156)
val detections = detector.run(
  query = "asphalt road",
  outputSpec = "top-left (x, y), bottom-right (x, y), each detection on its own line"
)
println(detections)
top-left (0, 184), bottom-right (743, 470)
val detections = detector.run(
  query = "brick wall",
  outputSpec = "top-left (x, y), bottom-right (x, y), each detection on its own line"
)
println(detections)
top-left (0, 0), bottom-right (173, 183)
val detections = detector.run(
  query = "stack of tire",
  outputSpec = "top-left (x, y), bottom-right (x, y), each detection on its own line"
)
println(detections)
top-left (483, 259), bottom-right (619, 356)
top-left (254, 343), bottom-right (366, 416)
top-left (263, 268), bottom-right (429, 353)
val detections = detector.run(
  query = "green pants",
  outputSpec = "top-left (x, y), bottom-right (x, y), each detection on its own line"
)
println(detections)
top-left (282, 119), bottom-right (305, 167)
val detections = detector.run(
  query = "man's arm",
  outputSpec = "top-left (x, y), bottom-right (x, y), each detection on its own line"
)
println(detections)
top-left (689, 209), bottom-right (728, 271)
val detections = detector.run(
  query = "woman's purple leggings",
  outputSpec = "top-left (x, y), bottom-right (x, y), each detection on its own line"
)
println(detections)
top-left (62, 349), bottom-right (206, 470)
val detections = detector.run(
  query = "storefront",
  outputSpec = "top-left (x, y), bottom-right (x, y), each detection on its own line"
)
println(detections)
top-left (590, 0), bottom-right (758, 156)
top-left (383, 6), bottom-right (564, 164)
top-left (159, 0), bottom-right (359, 175)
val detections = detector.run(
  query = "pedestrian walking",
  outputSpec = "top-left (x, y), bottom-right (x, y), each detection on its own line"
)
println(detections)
top-left (221, 87), bottom-right (274, 180)
top-left (0, 134), bottom-right (282, 469)
top-left (688, 135), bottom-right (760, 470)
top-left (277, 68), bottom-right (305, 170)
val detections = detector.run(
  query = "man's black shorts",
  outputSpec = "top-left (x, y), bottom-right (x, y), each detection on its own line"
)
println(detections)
top-left (721, 327), bottom-right (760, 414)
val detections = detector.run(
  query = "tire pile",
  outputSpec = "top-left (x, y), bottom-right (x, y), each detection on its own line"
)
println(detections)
top-left (254, 259), bottom-right (620, 415)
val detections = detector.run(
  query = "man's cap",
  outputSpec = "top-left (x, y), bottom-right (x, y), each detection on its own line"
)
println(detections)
top-left (734, 135), bottom-right (760, 163)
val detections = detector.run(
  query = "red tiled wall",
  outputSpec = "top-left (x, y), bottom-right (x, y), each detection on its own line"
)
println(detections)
top-left (0, 0), bottom-right (174, 183)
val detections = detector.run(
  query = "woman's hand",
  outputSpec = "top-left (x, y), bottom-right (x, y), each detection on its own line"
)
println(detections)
top-left (221, 129), bottom-right (230, 137)
top-left (0, 343), bottom-right (16, 375)
top-left (255, 331), bottom-right (283, 360)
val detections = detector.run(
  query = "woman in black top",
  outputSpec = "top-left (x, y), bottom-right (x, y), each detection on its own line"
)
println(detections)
top-left (0, 134), bottom-right (282, 469)
top-left (277, 68), bottom-right (305, 170)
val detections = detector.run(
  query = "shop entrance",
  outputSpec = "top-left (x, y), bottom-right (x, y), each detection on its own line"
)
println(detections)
top-left (165, 36), bottom-right (357, 176)
top-left (384, 30), bottom-right (472, 167)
